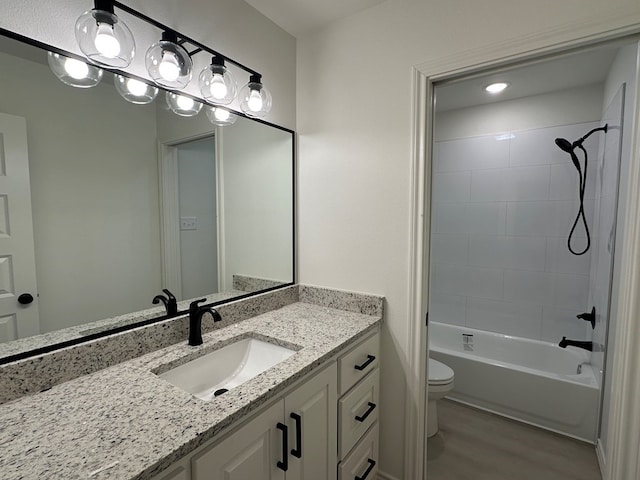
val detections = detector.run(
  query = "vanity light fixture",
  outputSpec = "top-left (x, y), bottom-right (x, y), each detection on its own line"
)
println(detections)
top-left (485, 82), bottom-right (509, 94)
top-left (114, 74), bottom-right (158, 104)
top-left (72, 1), bottom-right (273, 116)
top-left (239, 74), bottom-right (272, 118)
top-left (165, 91), bottom-right (202, 117)
top-left (206, 106), bottom-right (238, 126)
top-left (47, 52), bottom-right (104, 88)
top-left (75, 0), bottom-right (135, 68)
top-left (199, 56), bottom-right (237, 105)
top-left (145, 31), bottom-right (193, 89)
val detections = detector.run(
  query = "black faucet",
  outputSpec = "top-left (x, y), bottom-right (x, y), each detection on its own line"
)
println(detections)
top-left (152, 289), bottom-right (178, 316)
top-left (559, 336), bottom-right (593, 351)
top-left (188, 298), bottom-right (222, 346)
top-left (577, 307), bottom-right (596, 330)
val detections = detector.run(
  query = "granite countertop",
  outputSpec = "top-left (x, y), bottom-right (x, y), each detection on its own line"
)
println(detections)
top-left (0, 301), bottom-right (381, 480)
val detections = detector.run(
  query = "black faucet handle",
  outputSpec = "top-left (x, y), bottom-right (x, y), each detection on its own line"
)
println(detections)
top-left (162, 289), bottom-right (178, 315)
top-left (189, 298), bottom-right (207, 314)
top-left (576, 307), bottom-right (596, 329)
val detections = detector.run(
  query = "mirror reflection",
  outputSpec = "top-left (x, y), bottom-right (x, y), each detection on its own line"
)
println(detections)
top-left (0, 33), bottom-right (293, 352)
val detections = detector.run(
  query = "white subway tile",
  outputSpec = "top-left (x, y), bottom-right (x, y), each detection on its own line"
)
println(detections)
top-left (553, 273), bottom-right (589, 309)
top-left (432, 172), bottom-right (471, 203)
top-left (549, 163), bottom-right (597, 201)
top-left (470, 168), bottom-right (509, 201)
top-left (431, 234), bottom-right (469, 265)
top-left (432, 203), bottom-right (467, 234)
top-left (466, 298), bottom-right (542, 339)
top-left (436, 136), bottom-right (509, 172)
top-left (506, 202), bottom-right (550, 236)
top-left (465, 266), bottom-right (504, 300)
top-left (507, 166), bottom-right (551, 201)
top-left (545, 237), bottom-right (592, 275)
top-left (503, 270), bottom-right (555, 305)
top-left (430, 264), bottom-right (468, 296)
top-left (469, 235), bottom-right (546, 271)
top-left (429, 292), bottom-right (466, 326)
top-left (467, 203), bottom-right (507, 234)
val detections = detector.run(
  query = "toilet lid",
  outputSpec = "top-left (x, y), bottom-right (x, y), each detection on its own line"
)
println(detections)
top-left (428, 358), bottom-right (454, 385)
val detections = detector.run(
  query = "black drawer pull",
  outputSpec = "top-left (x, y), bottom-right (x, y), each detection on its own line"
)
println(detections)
top-left (355, 402), bottom-right (376, 422)
top-left (354, 354), bottom-right (376, 371)
top-left (276, 422), bottom-right (288, 471)
top-left (290, 412), bottom-right (302, 458)
top-left (355, 459), bottom-right (376, 480)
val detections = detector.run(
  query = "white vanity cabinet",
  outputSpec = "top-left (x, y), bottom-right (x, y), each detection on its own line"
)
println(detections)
top-left (150, 330), bottom-right (380, 480)
top-left (336, 332), bottom-right (380, 480)
top-left (190, 362), bottom-right (337, 480)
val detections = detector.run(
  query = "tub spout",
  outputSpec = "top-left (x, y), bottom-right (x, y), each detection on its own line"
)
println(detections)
top-left (559, 336), bottom-right (593, 351)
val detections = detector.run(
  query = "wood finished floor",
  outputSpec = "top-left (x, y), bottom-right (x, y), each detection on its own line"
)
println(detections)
top-left (426, 399), bottom-right (602, 480)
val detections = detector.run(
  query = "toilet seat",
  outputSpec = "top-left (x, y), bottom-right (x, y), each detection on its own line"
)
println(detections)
top-left (428, 358), bottom-right (454, 385)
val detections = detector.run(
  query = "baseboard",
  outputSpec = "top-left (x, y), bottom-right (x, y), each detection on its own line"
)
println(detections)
top-left (377, 471), bottom-right (401, 480)
top-left (596, 439), bottom-right (607, 480)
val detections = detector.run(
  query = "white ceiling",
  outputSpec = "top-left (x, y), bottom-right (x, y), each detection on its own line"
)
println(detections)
top-left (243, 0), bottom-right (387, 37)
top-left (435, 46), bottom-right (620, 112)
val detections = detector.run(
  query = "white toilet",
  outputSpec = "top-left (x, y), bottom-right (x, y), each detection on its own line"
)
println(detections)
top-left (427, 358), bottom-right (455, 437)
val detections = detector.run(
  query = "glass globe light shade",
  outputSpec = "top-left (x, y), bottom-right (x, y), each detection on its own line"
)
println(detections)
top-left (165, 92), bottom-right (202, 117)
top-left (205, 106), bottom-right (238, 126)
top-left (239, 75), bottom-right (272, 118)
top-left (146, 32), bottom-right (192, 89)
top-left (114, 74), bottom-right (158, 104)
top-left (74, 3), bottom-right (135, 68)
top-left (199, 57), bottom-right (237, 105)
top-left (47, 52), bottom-right (103, 88)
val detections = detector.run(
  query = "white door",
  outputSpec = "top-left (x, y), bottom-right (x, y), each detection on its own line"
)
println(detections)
top-left (0, 113), bottom-right (39, 341)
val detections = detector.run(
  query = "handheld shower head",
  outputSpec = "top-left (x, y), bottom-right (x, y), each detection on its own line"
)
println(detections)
top-left (554, 137), bottom-right (574, 153)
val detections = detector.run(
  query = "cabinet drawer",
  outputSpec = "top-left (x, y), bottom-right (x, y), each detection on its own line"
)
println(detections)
top-left (338, 368), bottom-right (379, 459)
top-left (338, 423), bottom-right (379, 480)
top-left (339, 333), bottom-right (379, 395)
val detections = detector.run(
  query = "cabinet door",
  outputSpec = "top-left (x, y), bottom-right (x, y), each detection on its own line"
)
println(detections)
top-left (285, 363), bottom-right (338, 480)
top-left (191, 400), bottom-right (286, 480)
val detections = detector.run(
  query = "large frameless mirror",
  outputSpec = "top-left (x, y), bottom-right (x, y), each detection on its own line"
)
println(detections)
top-left (0, 30), bottom-right (294, 362)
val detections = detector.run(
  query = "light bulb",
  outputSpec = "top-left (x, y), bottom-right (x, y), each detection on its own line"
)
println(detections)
top-left (247, 89), bottom-right (263, 112)
top-left (209, 74), bottom-right (228, 99)
top-left (485, 82), bottom-right (509, 94)
top-left (94, 22), bottom-right (121, 58)
top-left (214, 108), bottom-right (230, 121)
top-left (176, 95), bottom-right (195, 110)
top-left (158, 51), bottom-right (180, 82)
top-left (126, 78), bottom-right (147, 96)
top-left (64, 58), bottom-right (90, 79)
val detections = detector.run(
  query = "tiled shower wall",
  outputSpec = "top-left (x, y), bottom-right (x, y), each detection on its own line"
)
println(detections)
top-left (430, 121), bottom-right (600, 342)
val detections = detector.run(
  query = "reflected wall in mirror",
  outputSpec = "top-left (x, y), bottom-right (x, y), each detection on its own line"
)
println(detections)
top-left (0, 32), bottom-right (294, 355)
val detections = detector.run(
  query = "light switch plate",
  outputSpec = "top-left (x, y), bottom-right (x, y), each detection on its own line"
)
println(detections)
top-left (180, 216), bottom-right (197, 231)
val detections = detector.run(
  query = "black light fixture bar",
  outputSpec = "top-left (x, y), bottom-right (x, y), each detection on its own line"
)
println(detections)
top-left (111, 0), bottom-right (260, 76)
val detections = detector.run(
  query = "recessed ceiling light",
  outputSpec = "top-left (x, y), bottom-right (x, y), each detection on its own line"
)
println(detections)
top-left (485, 82), bottom-right (509, 94)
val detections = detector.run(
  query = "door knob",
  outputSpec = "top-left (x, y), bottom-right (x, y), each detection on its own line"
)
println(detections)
top-left (18, 293), bottom-right (34, 305)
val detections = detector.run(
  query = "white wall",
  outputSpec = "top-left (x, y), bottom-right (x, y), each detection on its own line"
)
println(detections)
top-left (0, 0), bottom-right (296, 129)
top-left (296, 2), bottom-right (640, 478)
top-left (0, 51), bottom-right (161, 332)
top-left (219, 120), bottom-right (293, 289)
top-left (598, 41), bottom-right (639, 459)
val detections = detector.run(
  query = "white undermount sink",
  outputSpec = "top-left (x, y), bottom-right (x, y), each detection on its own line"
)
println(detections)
top-left (158, 338), bottom-right (296, 401)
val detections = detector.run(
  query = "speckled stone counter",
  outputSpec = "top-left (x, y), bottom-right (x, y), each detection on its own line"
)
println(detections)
top-left (0, 295), bottom-right (382, 480)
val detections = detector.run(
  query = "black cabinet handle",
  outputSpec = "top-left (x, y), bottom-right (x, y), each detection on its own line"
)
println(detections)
top-left (355, 402), bottom-right (376, 422)
top-left (290, 412), bottom-right (302, 458)
top-left (355, 459), bottom-right (376, 480)
top-left (354, 354), bottom-right (376, 371)
top-left (276, 422), bottom-right (288, 471)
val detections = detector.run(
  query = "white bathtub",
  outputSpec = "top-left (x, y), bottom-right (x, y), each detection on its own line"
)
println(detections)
top-left (429, 322), bottom-right (599, 442)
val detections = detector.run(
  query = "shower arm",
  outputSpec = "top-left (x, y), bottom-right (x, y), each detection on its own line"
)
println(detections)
top-left (573, 124), bottom-right (608, 148)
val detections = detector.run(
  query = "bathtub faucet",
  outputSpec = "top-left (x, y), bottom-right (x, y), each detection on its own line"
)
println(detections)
top-left (559, 336), bottom-right (593, 351)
